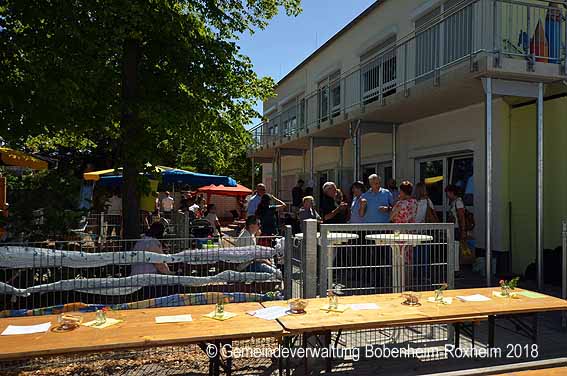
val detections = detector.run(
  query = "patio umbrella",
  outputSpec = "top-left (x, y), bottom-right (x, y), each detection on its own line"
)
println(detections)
top-left (161, 169), bottom-right (237, 187)
top-left (0, 147), bottom-right (48, 170)
top-left (197, 184), bottom-right (252, 199)
top-left (89, 166), bottom-right (237, 188)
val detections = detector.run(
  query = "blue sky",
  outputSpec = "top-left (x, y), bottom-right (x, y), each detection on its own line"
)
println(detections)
top-left (238, 0), bottom-right (376, 128)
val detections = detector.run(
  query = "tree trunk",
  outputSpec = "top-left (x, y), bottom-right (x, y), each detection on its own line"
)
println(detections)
top-left (121, 38), bottom-right (142, 240)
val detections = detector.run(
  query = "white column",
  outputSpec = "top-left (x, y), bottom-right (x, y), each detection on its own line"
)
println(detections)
top-left (309, 137), bottom-right (314, 187)
top-left (392, 124), bottom-right (397, 181)
top-left (485, 77), bottom-right (493, 286)
top-left (536, 82), bottom-right (544, 290)
top-left (350, 120), bottom-right (361, 181)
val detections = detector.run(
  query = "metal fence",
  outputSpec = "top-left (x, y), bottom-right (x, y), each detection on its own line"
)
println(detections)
top-left (295, 221), bottom-right (456, 359)
top-left (249, 0), bottom-right (567, 148)
top-left (0, 234), bottom-right (290, 314)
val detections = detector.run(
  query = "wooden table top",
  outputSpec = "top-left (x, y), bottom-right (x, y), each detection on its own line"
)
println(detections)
top-left (0, 303), bottom-right (282, 361)
top-left (494, 366), bottom-right (567, 376)
top-left (262, 288), bottom-right (567, 333)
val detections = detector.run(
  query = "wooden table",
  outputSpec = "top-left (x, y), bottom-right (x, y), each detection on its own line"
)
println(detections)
top-left (0, 303), bottom-right (283, 376)
top-left (365, 233), bottom-right (434, 292)
top-left (264, 288), bottom-right (567, 373)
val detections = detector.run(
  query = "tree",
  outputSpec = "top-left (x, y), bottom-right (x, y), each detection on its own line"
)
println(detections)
top-left (0, 0), bottom-right (300, 238)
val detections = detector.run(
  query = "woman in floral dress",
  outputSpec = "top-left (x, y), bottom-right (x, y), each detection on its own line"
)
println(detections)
top-left (390, 181), bottom-right (418, 286)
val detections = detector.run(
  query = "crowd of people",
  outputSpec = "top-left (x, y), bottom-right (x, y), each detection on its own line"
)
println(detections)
top-left (242, 174), bottom-right (471, 242)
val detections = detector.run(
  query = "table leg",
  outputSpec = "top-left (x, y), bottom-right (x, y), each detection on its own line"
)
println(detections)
top-left (488, 316), bottom-right (495, 348)
top-left (453, 323), bottom-right (461, 347)
top-left (390, 244), bottom-right (403, 293)
top-left (303, 333), bottom-right (309, 376)
top-left (325, 331), bottom-right (332, 373)
top-left (224, 340), bottom-right (233, 376)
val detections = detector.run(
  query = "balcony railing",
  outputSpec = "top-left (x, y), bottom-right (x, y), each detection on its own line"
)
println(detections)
top-left (249, 0), bottom-right (567, 150)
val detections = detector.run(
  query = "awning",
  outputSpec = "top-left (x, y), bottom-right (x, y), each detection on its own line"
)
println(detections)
top-left (90, 166), bottom-right (237, 188)
top-left (0, 147), bottom-right (48, 170)
top-left (197, 184), bottom-right (252, 197)
top-left (161, 169), bottom-right (237, 187)
top-left (83, 169), bottom-right (118, 181)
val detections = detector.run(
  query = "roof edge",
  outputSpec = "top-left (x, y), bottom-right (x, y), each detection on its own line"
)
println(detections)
top-left (276, 0), bottom-right (383, 87)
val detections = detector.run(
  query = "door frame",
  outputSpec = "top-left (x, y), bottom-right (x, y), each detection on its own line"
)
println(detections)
top-left (415, 153), bottom-right (473, 222)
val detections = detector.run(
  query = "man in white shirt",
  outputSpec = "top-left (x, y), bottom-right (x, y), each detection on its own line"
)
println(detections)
top-left (104, 191), bottom-right (122, 215)
top-left (160, 191), bottom-right (174, 214)
top-left (247, 183), bottom-right (266, 216)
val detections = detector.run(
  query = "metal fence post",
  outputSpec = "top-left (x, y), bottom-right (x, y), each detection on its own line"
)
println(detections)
top-left (302, 219), bottom-right (318, 298)
top-left (447, 225), bottom-right (455, 289)
top-left (284, 225), bottom-right (293, 300)
top-left (319, 227), bottom-right (330, 297)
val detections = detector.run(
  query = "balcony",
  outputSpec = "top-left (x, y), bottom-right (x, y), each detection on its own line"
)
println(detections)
top-left (248, 0), bottom-right (567, 154)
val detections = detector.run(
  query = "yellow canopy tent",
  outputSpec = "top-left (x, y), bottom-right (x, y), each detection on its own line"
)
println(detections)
top-left (0, 147), bottom-right (48, 170)
top-left (0, 147), bottom-right (48, 240)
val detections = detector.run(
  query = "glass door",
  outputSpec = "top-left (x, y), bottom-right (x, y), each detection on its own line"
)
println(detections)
top-left (417, 158), bottom-right (446, 221)
top-left (416, 154), bottom-right (474, 223)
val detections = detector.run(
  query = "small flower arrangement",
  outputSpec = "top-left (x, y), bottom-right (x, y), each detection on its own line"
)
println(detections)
top-left (499, 277), bottom-right (519, 297)
top-left (434, 283), bottom-right (448, 302)
top-left (215, 296), bottom-right (230, 316)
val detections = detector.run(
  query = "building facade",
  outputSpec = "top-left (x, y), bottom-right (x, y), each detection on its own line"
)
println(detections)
top-left (247, 0), bottom-right (567, 279)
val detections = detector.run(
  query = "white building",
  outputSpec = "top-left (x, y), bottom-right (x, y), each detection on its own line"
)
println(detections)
top-left (248, 0), bottom-right (567, 283)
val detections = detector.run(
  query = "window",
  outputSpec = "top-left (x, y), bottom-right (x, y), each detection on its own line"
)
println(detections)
top-left (415, 7), bottom-right (441, 79)
top-left (299, 98), bottom-right (306, 129)
top-left (281, 101), bottom-right (297, 136)
top-left (318, 70), bottom-right (340, 122)
top-left (415, 1), bottom-right (474, 79)
top-left (443, 0), bottom-right (473, 64)
top-left (360, 36), bottom-right (397, 104)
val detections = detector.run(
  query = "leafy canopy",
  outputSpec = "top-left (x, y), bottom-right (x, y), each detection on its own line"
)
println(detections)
top-left (0, 0), bottom-right (301, 169)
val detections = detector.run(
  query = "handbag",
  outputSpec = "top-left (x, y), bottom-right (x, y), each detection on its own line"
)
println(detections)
top-left (425, 199), bottom-right (439, 223)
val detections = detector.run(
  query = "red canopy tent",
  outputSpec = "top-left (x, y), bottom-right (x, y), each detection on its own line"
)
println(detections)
top-left (197, 184), bottom-right (252, 200)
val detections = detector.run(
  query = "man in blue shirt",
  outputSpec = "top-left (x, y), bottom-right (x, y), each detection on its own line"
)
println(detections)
top-left (247, 183), bottom-right (266, 216)
top-left (360, 174), bottom-right (393, 223)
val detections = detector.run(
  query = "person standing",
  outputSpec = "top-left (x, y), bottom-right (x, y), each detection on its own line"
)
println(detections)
top-left (255, 193), bottom-right (287, 241)
top-left (390, 181), bottom-right (418, 286)
top-left (446, 184), bottom-right (466, 241)
top-left (390, 181), bottom-right (417, 223)
top-left (415, 182), bottom-right (438, 223)
top-left (386, 178), bottom-right (399, 204)
top-left (247, 183), bottom-right (266, 216)
top-left (349, 181), bottom-right (366, 224)
top-left (319, 182), bottom-right (348, 224)
top-left (291, 179), bottom-right (305, 213)
top-left (160, 191), bottom-right (174, 218)
top-left (360, 174), bottom-right (393, 223)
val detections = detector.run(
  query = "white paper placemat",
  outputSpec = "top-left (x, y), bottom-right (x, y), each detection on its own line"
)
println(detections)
top-left (155, 314), bottom-right (193, 324)
top-left (456, 294), bottom-right (491, 302)
top-left (248, 306), bottom-right (289, 320)
top-left (1, 322), bottom-right (51, 336)
top-left (350, 303), bottom-right (380, 311)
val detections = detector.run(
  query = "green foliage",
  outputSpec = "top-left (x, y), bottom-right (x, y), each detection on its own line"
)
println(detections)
top-left (0, 0), bottom-right (301, 162)
top-left (0, 0), bottom-right (301, 236)
top-left (2, 169), bottom-right (86, 241)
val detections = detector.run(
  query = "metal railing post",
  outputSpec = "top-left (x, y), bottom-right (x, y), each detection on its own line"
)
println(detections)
top-left (447, 225), bottom-right (455, 289)
top-left (319, 227), bottom-right (330, 297)
top-left (284, 225), bottom-right (293, 300)
top-left (302, 219), bottom-right (318, 298)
